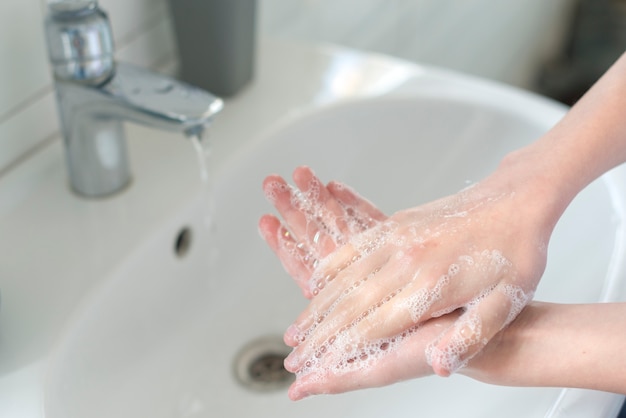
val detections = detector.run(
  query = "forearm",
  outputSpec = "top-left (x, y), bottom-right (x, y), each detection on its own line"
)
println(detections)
top-left (538, 51), bottom-right (626, 193)
top-left (485, 52), bottom-right (626, 236)
top-left (466, 302), bottom-right (626, 394)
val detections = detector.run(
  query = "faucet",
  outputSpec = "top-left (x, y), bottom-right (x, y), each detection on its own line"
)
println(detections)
top-left (44, 0), bottom-right (223, 197)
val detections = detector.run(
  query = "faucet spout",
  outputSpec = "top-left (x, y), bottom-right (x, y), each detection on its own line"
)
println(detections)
top-left (89, 63), bottom-right (223, 133)
top-left (55, 63), bottom-right (223, 197)
top-left (45, 0), bottom-right (223, 197)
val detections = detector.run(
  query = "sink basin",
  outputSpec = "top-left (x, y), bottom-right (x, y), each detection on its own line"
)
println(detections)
top-left (1, 40), bottom-right (625, 417)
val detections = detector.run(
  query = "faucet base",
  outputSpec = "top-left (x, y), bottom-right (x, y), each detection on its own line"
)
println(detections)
top-left (64, 117), bottom-right (132, 198)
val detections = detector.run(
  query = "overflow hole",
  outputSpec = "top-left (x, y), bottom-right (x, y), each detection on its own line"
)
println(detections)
top-left (174, 227), bottom-right (192, 258)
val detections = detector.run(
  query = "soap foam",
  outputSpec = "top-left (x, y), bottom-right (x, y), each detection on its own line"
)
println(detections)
top-left (298, 249), bottom-right (533, 380)
top-left (275, 177), bottom-right (391, 293)
top-left (263, 180), bottom-right (289, 204)
top-left (307, 220), bottom-right (396, 296)
top-left (350, 220), bottom-right (398, 257)
top-left (289, 182), bottom-right (345, 247)
top-left (332, 183), bottom-right (381, 235)
top-left (303, 266), bottom-right (388, 341)
top-left (500, 284), bottom-right (534, 326)
top-left (295, 323), bottom-right (421, 379)
top-left (425, 308), bottom-right (483, 374)
top-left (425, 281), bottom-right (533, 375)
top-left (276, 224), bottom-right (316, 272)
top-left (404, 273), bottom-right (450, 323)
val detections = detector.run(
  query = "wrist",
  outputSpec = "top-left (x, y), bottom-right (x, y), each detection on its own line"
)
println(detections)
top-left (461, 301), bottom-right (547, 385)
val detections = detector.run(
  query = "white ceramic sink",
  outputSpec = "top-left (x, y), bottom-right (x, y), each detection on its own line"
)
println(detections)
top-left (1, 40), bottom-right (625, 417)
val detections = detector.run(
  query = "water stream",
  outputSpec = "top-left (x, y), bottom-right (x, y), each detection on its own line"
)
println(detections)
top-left (188, 132), bottom-right (211, 183)
top-left (187, 131), bottom-right (218, 266)
top-left (187, 131), bottom-right (215, 230)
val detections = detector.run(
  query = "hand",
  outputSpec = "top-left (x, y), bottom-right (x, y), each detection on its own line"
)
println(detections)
top-left (283, 173), bottom-right (548, 380)
top-left (262, 166), bottom-right (449, 400)
top-left (259, 166), bottom-right (385, 298)
top-left (285, 311), bottom-right (460, 400)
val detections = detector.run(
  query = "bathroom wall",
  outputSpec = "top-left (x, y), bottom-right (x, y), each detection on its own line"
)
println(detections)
top-left (260, 0), bottom-right (575, 87)
top-left (0, 0), bottom-right (574, 180)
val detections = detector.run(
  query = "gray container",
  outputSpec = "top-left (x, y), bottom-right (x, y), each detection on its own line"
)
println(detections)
top-left (168, 0), bottom-right (256, 97)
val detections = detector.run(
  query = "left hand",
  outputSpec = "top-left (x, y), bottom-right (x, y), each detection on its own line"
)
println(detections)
top-left (259, 166), bottom-right (385, 298)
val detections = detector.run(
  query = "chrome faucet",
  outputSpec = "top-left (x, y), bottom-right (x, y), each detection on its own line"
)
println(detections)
top-left (44, 0), bottom-right (223, 197)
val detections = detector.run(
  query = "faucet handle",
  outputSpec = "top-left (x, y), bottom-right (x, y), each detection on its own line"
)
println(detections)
top-left (44, 0), bottom-right (115, 85)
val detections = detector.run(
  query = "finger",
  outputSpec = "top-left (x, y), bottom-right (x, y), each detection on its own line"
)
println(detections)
top-left (285, 249), bottom-right (410, 362)
top-left (426, 282), bottom-right (533, 377)
top-left (291, 166), bottom-right (347, 254)
top-left (262, 175), bottom-right (311, 243)
top-left (287, 313), bottom-right (459, 400)
top-left (262, 170), bottom-right (347, 264)
top-left (327, 180), bottom-right (386, 232)
top-left (283, 242), bottom-right (385, 346)
top-left (285, 220), bottom-right (402, 346)
top-left (258, 214), bottom-right (315, 298)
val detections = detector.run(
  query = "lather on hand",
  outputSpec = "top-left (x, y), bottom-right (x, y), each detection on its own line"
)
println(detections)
top-left (260, 165), bottom-right (546, 399)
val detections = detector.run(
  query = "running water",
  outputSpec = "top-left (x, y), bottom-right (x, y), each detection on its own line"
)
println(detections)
top-left (188, 130), bottom-right (212, 183)
top-left (187, 129), bottom-right (218, 265)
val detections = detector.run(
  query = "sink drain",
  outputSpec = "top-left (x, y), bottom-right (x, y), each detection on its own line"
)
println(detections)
top-left (234, 335), bottom-right (294, 392)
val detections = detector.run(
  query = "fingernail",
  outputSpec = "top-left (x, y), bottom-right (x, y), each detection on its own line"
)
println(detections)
top-left (284, 324), bottom-right (303, 345)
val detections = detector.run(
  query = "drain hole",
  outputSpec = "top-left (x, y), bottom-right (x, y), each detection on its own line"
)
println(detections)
top-left (234, 335), bottom-right (294, 392)
top-left (174, 227), bottom-right (192, 258)
top-left (248, 353), bottom-right (291, 383)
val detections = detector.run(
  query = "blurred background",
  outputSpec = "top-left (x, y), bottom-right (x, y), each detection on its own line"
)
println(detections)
top-left (260, 0), bottom-right (626, 105)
